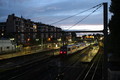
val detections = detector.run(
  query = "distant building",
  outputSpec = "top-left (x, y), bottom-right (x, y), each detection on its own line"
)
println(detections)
top-left (37, 23), bottom-right (62, 43)
top-left (56, 27), bottom-right (62, 39)
top-left (0, 22), bottom-right (6, 38)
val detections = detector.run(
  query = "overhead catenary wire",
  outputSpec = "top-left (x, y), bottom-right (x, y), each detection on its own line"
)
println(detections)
top-left (65, 5), bottom-right (102, 31)
top-left (50, 3), bottom-right (103, 25)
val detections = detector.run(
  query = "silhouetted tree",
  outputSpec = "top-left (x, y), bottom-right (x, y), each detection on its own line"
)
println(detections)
top-left (109, 0), bottom-right (120, 61)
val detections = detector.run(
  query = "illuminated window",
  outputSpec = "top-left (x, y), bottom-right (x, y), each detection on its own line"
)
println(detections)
top-left (33, 24), bottom-right (37, 29)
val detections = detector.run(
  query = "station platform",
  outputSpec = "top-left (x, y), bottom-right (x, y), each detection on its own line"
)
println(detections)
top-left (80, 46), bottom-right (99, 62)
top-left (0, 47), bottom-right (59, 60)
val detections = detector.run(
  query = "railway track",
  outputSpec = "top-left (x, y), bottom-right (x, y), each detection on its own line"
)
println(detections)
top-left (0, 49), bottom-right (57, 80)
top-left (0, 48), bottom-right (60, 80)
top-left (3, 46), bottom-right (89, 80)
top-left (76, 47), bottom-right (103, 80)
top-left (0, 45), bottom-right (102, 80)
top-left (54, 47), bottom-right (91, 80)
top-left (0, 56), bottom-right (54, 80)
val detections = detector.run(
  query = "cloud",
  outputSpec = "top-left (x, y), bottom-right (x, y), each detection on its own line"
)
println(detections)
top-left (62, 24), bottom-right (103, 31)
top-left (0, 0), bottom-right (110, 30)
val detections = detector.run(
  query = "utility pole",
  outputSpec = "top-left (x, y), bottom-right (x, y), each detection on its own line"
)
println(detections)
top-left (103, 2), bottom-right (108, 80)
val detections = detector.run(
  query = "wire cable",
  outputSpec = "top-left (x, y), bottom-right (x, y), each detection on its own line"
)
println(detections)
top-left (50, 3), bottom-right (103, 25)
top-left (65, 5), bottom-right (102, 31)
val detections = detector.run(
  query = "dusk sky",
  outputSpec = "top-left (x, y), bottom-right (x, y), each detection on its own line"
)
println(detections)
top-left (0, 0), bottom-right (111, 31)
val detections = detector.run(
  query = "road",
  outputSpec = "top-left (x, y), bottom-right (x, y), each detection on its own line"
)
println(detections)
top-left (0, 44), bottom-right (103, 80)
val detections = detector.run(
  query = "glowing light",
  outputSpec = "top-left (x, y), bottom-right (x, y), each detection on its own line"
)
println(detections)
top-left (36, 39), bottom-right (39, 41)
top-left (48, 38), bottom-right (51, 41)
top-left (33, 24), bottom-right (37, 29)
top-left (86, 36), bottom-right (94, 38)
top-left (64, 51), bottom-right (66, 54)
top-left (60, 51), bottom-right (63, 54)
top-left (10, 38), bottom-right (15, 40)
top-left (55, 44), bottom-right (58, 47)
top-left (27, 38), bottom-right (30, 41)
top-left (1, 33), bottom-right (4, 36)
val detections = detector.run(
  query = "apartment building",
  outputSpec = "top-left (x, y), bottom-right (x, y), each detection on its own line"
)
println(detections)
top-left (6, 14), bottom-right (37, 46)
top-left (3, 14), bottom-right (62, 46)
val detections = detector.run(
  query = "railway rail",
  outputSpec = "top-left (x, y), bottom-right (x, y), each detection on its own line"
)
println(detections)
top-left (76, 47), bottom-right (103, 80)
